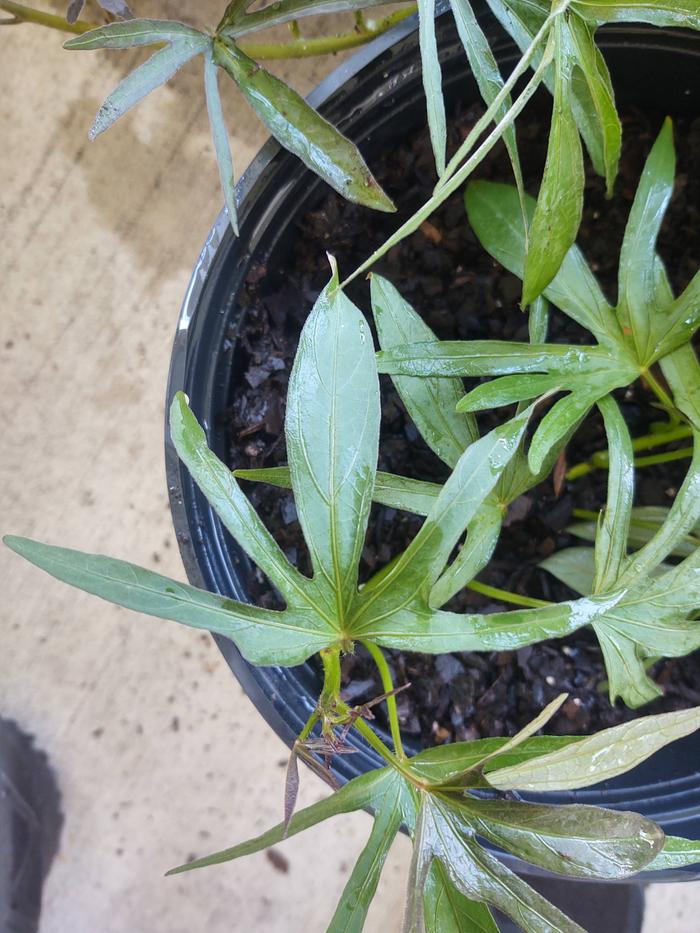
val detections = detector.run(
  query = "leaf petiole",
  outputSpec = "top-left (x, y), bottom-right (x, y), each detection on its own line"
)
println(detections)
top-left (360, 640), bottom-right (406, 760)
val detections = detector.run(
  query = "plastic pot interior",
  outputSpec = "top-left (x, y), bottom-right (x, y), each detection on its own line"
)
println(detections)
top-left (165, 4), bottom-right (700, 880)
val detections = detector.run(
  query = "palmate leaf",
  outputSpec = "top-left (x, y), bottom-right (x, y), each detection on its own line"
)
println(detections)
top-left (64, 19), bottom-right (394, 233)
top-left (166, 706), bottom-right (700, 932)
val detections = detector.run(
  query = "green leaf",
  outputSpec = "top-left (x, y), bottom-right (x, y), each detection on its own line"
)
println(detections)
top-left (418, 0), bottom-right (446, 175)
top-left (169, 393), bottom-right (308, 606)
top-left (523, 16), bottom-right (585, 305)
top-left (86, 35), bottom-right (210, 140)
top-left (570, 0), bottom-right (700, 29)
top-left (660, 344), bottom-right (700, 431)
top-left (456, 373), bottom-right (561, 412)
top-left (618, 118), bottom-right (675, 364)
top-left (428, 501), bottom-right (502, 609)
top-left (457, 797), bottom-right (663, 878)
top-left (617, 431), bottom-right (700, 582)
top-left (487, 706), bottom-right (700, 791)
top-left (212, 39), bottom-right (395, 213)
top-left (326, 777), bottom-right (404, 933)
top-left (655, 269), bottom-right (700, 360)
top-left (285, 272), bottom-right (380, 623)
top-left (64, 18), bottom-right (203, 48)
top-left (424, 861), bottom-right (498, 933)
top-left (528, 377), bottom-right (628, 476)
top-left (2, 536), bottom-right (330, 666)
top-left (423, 798), bottom-right (585, 932)
top-left (540, 546), bottom-right (597, 595)
top-left (352, 408), bottom-right (531, 628)
top-left (647, 836), bottom-right (700, 872)
top-left (377, 339), bottom-right (622, 378)
top-left (234, 465), bottom-right (442, 518)
top-left (370, 275), bottom-right (476, 467)
top-left (593, 395), bottom-right (634, 592)
top-left (565, 12), bottom-right (620, 194)
top-left (229, 0), bottom-right (394, 38)
top-left (166, 768), bottom-right (396, 874)
top-left (450, 0), bottom-right (524, 209)
top-left (568, 506), bottom-right (700, 559)
top-left (204, 51), bottom-right (239, 235)
top-left (465, 180), bottom-right (618, 343)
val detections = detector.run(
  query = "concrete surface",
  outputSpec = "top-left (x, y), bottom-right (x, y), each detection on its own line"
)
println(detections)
top-left (0, 2), bottom-right (697, 931)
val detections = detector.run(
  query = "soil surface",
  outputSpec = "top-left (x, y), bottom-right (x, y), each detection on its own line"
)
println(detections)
top-left (221, 101), bottom-right (700, 746)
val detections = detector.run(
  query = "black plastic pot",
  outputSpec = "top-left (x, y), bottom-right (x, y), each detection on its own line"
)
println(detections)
top-left (165, 3), bottom-right (700, 882)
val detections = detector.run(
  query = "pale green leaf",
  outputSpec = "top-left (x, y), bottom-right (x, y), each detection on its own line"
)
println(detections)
top-left (204, 51), bottom-right (239, 235)
top-left (418, 0), bottom-right (446, 175)
top-left (64, 17), bottom-right (203, 48)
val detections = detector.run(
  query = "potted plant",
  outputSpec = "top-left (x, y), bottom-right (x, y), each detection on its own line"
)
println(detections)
top-left (4, 1), bottom-right (700, 930)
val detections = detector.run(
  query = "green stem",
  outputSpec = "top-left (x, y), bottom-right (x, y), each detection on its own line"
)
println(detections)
top-left (341, 30), bottom-right (555, 289)
top-left (467, 580), bottom-right (551, 609)
top-left (0, 0), bottom-right (93, 32)
top-left (567, 425), bottom-right (694, 480)
top-left (360, 640), bottom-right (405, 760)
top-left (238, 7), bottom-right (416, 59)
top-left (298, 708), bottom-right (320, 742)
top-left (319, 645), bottom-right (342, 708)
top-left (353, 717), bottom-right (424, 789)
top-left (634, 447), bottom-right (694, 468)
top-left (228, 0), bottom-right (412, 39)
top-left (436, 8), bottom-right (555, 187)
top-left (643, 368), bottom-right (677, 414)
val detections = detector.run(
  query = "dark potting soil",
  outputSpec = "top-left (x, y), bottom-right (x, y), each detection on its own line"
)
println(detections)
top-left (220, 101), bottom-right (700, 746)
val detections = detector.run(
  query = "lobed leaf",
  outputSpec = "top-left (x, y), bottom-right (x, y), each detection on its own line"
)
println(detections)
top-left (428, 501), bottom-right (502, 609)
top-left (423, 861), bottom-right (498, 933)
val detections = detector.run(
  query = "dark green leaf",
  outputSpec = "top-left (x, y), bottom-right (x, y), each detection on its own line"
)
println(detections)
top-left (565, 12), bottom-right (620, 194)
top-left (204, 51), bottom-right (239, 235)
top-left (523, 17), bottom-right (584, 305)
top-left (424, 861), bottom-right (498, 933)
top-left (458, 797), bottom-right (663, 878)
top-left (213, 39), bottom-right (395, 213)
top-left (465, 180), bottom-right (618, 342)
top-left (418, 0), bottom-right (447, 175)
top-left (426, 798), bottom-right (585, 932)
top-left (487, 706), bottom-right (700, 791)
top-left (377, 339), bottom-right (622, 378)
top-left (3, 536), bottom-right (330, 666)
top-left (370, 274), bottom-right (476, 468)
